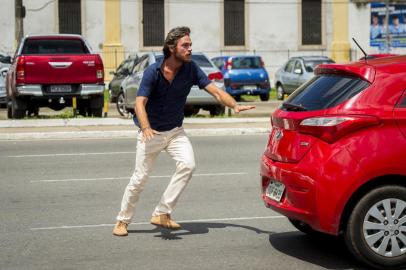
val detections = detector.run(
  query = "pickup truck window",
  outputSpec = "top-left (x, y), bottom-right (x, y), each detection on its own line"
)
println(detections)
top-left (22, 39), bottom-right (89, 55)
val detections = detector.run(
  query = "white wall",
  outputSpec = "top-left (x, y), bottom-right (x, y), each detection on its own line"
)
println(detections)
top-left (24, 0), bottom-right (57, 36)
top-left (0, 0), bottom-right (16, 55)
top-left (83, 0), bottom-right (104, 53)
top-left (166, 0), bottom-right (221, 54)
top-left (121, 0), bottom-right (139, 55)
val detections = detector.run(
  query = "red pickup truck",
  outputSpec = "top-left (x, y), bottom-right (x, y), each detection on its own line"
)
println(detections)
top-left (6, 34), bottom-right (105, 119)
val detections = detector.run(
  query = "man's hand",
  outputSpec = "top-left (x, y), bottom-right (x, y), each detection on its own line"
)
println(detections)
top-left (233, 104), bottom-right (256, 113)
top-left (141, 127), bottom-right (160, 142)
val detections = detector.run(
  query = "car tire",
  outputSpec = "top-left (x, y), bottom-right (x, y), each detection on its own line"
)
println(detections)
top-left (10, 97), bottom-right (26, 119)
top-left (235, 95), bottom-right (241, 102)
top-left (344, 185), bottom-right (406, 270)
top-left (260, 93), bottom-right (270, 101)
top-left (277, 85), bottom-right (285, 100)
top-left (116, 92), bottom-right (129, 117)
top-left (184, 107), bottom-right (199, 117)
top-left (89, 95), bottom-right (104, 117)
top-left (209, 105), bottom-right (225, 116)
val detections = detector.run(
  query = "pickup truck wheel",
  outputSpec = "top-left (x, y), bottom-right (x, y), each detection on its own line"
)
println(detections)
top-left (260, 93), bottom-right (270, 101)
top-left (209, 105), bottom-right (225, 116)
top-left (344, 185), bottom-right (406, 270)
top-left (89, 95), bottom-right (104, 117)
top-left (277, 85), bottom-right (285, 100)
top-left (7, 102), bottom-right (12, 118)
top-left (10, 98), bottom-right (26, 119)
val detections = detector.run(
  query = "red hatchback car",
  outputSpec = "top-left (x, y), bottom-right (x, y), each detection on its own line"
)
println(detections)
top-left (261, 55), bottom-right (406, 269)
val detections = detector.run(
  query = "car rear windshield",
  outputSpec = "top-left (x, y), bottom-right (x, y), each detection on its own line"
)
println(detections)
top-left (191, 55), bottom-right (212, 68)
top-left (304, 60), bottom-right (334, 72)
top-left (283, 75), bottom-right (370, 111)
top-left (22, 39), bottom-right (89, 55)
top-left (232, 57), bottom-right (261, 69)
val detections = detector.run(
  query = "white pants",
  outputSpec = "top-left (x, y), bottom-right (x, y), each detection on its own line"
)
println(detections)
top-left (116, 127), bottom-right (196, 223)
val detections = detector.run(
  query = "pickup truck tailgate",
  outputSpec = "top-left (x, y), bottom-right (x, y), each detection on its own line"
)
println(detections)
top-left (23, 55), bottom-right (100, 84)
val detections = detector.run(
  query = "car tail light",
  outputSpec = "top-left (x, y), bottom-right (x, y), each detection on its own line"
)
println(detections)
top-left (16, 56), bottom-right (25, 84)
top-left (260, 58), bottom-right (265, 67)
top-left (231, 83), bottom-right (239, 90)
top-left (298, 115), bottom-right (380, 143)
top-left (208, 71), bottom-right (223, 81)
top-left (95, 54), bottom-right (104, 83)
top-left (225, 58), bottom-right (232, 70)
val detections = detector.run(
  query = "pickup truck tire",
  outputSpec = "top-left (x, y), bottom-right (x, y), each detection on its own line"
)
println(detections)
top-left (209, 105), bottom-right (225, 116)
top-left (9, 98), bottom-right (27, 119)
top-left (184, 107), bottom-right (199, 117)
top-left (90, 95), bottom-right (104, 117)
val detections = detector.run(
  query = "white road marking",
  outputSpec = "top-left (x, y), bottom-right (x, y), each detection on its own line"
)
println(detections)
top-left (30, 215), bottom-right (285, 231)
top-left (8, 151), bottom-right (137, 158)
top-left (30, 172), bottom-right (248, 183)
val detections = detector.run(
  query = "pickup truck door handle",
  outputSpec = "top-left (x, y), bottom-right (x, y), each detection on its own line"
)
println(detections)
top-left (48, 62), bottom-right (72, 68)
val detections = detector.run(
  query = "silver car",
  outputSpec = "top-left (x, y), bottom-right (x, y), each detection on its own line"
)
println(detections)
top-left (0, 57), bottom-right (11, 107)
top-left (119, 52), bottom-right (225, 116)
top-left (274, 56), bottom-right (334, 100)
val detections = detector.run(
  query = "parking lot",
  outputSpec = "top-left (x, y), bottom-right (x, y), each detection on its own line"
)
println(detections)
top-left (0, 135), bottom-right (366, 270)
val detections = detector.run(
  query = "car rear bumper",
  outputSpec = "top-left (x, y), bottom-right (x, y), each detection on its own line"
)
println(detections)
top-left (260, 154), bottom-right (319, 230)
top-left (16, 84), bottom-right (105, 97)
top-left (226, 87), bottom-right (269, 96)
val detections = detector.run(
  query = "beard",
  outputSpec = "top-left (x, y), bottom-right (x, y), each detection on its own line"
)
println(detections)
top-left (174, 49), bottom-right (192, 63)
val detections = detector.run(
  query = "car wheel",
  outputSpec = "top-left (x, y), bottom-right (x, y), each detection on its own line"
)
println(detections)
top-left (235, 95), bottom-right (241, 102)
top-left (260, 93), bottom-right (270, 101)
top-left (10, 97), bottom-right (26, 119)
top-left (116, 92), bottom-right (129, 117)
top-left (277, 85), bottom-right (285, 100)
top-left (344, 185), bottom-right (406, 270)
top-left (184, 107), bottom-right (199, 117)
top-left (209, 105), bottom-right (225, 116)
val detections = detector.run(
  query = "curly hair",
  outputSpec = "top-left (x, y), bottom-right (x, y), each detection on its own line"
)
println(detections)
top-left (163, 26), bottom-right (191, 59)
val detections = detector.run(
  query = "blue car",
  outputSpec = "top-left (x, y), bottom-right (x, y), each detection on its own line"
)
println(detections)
top-left (211, 55), bottom-right (271, 101)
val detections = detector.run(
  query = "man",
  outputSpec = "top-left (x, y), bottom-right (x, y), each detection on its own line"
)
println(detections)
top-left (389, 15), bottom-right (405, 35)
top-left (370, 14), bottom-right (382, 39)
top-left (113, 26), bottom-right (255, 236)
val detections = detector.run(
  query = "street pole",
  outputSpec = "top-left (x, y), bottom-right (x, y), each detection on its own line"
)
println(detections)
top-left (15, 0), bottom-right (25, 45)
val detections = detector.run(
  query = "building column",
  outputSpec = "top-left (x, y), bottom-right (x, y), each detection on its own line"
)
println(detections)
top-left (331, 0), bottom-right (350, 63)
top-left (103, 0), bottom-right (124, 81)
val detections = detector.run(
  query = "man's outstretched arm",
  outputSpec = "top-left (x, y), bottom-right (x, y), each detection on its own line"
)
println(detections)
top-left (205, 83), bottom-right (256, 113)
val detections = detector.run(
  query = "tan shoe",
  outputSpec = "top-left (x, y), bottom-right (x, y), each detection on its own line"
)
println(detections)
top-left (113, 221), bottom-right (128, 236)
top-left (150, 214), bottom-right (181, 230)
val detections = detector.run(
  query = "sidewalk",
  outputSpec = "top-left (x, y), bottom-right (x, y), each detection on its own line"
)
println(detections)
top-left (0, 117), bottom-right (271, 140)
top-left (0, 101), bottom-right (279, 140)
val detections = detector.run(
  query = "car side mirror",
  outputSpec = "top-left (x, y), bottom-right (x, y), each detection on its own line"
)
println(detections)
top-left (294, 68), bottom-right (303, 75)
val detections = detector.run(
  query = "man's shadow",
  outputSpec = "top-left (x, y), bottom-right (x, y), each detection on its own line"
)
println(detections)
top-left (269, 231), bottom-right (368, 270)
top-left (128, 222), bottom-right (274, 240)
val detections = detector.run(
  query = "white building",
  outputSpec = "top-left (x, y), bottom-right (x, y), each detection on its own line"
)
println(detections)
top-left (1, 0), bottom-right (405, 81)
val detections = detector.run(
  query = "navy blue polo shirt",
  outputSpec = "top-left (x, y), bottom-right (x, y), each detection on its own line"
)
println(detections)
top-left (134, 57), bottom-right (212, 132)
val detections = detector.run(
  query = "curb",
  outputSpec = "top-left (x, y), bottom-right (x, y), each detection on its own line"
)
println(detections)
top-left (0, 128), bottom-right (270, 140)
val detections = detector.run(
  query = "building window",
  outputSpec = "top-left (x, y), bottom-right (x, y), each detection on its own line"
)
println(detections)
top-left (302, 0), bottom-right (322, 45)
top-left (224, 0), bottom-right (245, 46)
top-left (59, 0), bottom-right (81, 34)
top-left (143, 0), bottom-right (164, 47)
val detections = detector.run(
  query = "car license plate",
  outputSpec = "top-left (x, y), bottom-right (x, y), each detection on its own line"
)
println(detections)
top-left (243, 85), bottom-right (256, 91)
top-left (266, 181), bottom-right (285, 202)
top-left (50, 85), bottom-right (72, 93)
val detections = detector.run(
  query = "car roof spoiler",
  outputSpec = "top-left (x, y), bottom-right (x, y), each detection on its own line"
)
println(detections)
top-left (315, 63), bottom-right (375, 83)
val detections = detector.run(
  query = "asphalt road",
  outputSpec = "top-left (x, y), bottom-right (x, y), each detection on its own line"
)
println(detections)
top-left (0, 135), bottom-right (366, 270)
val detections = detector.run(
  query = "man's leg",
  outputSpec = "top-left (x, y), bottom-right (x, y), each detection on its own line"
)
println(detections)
top-left (151, 128), bottom-right (195, 229)
top-left (114, 133), bottom-right (163, 235)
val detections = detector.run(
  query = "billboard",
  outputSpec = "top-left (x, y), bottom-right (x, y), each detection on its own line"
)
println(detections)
top-left (370, 2), bottom-right (406, 48)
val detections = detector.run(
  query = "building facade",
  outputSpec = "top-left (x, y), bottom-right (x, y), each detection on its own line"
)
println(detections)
top-left (1, 0), bottom-right (405, 81)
